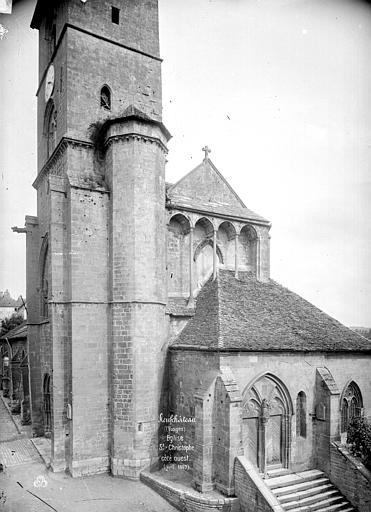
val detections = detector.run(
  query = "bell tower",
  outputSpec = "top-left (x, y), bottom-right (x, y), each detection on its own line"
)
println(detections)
top-left (28, 0), bottom-right (170, 477)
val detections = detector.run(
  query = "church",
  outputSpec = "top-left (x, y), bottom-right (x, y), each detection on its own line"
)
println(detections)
top-left (24, 0), bottom-right (370, 510)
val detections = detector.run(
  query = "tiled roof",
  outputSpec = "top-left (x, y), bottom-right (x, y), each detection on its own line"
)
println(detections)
top-left (172, 270), bottom-right (371, 352)
top-left (167, 198), bottom-right (268, 223)
top-left (0, 321), bottom-right (27, 341)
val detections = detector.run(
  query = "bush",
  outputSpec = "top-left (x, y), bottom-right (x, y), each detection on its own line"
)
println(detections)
top-left (347, 416), bottom-right (371, 471)
top-left (0, 313), bottom-right (23, 337)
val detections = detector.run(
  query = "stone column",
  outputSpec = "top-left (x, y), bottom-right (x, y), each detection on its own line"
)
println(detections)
top-left (213, 229), bottom-right (217, 280)
top-left (188, 227), bottom-right (194, 306)
top-left (256, 235), bottom-right (261, 280)
top-left (234, 233), bottom-right (239, 278)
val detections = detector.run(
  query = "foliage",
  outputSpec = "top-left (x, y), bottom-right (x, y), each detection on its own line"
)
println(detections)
top-left (0, 313), bottom-right (24, 337)
top-left (347, 416), bottom-right (371, 471)
top-left (87, 120), bottom-right (106, 157)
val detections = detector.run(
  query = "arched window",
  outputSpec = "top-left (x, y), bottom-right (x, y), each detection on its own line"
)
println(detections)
top-left (43, 373), bottom-right (51, 435)
top-left (100, 85), bottom-right (111, 110)
top-left (44, 101), bottom-right (57, 158)
top-left (243, 373), bottom-right (293, 472)
top-left (340, 381), bottom-right (363, 433)
top-left (296, 391), bottom-right (307, 438)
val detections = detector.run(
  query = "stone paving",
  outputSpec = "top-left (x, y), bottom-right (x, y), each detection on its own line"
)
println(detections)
top-left (0, 438), bottom-right (41, 468)
top-left (0, 395), bottom-right (21, 443)
top-left (0, 393), bottom-right (177, 511)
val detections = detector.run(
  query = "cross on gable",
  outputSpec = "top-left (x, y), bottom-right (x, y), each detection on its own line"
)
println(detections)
top-left (202, 146), bottom-right (211, 160)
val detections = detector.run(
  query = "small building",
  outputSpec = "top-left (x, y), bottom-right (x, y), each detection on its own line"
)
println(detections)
top-left (0, 290), bottom-right (24, 322)
top-left (0, 321), bottom-right (30, 425)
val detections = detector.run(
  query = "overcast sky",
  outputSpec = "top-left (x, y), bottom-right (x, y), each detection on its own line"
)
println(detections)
top-left (0, 0), bottom-right (370, 326)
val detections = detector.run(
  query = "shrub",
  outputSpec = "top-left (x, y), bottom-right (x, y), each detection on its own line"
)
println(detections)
top-left (347, 416), bottom-right (371, 471)
top-left (0, 313), bottom-right (23, 337)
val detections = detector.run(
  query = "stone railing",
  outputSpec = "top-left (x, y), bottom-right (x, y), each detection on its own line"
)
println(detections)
top-left (234, 456), bottom-right (284, 512)
top-left (329, 441), bottom-right (371, 512)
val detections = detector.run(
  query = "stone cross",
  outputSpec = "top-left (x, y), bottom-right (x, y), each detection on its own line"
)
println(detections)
top-left (202, 146), bottom-right (211, 160)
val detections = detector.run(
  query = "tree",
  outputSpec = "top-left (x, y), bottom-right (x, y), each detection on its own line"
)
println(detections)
top-left (347, 416), bottom-right (371, 471)
top-left (0, 313), bottom-right (24, 337)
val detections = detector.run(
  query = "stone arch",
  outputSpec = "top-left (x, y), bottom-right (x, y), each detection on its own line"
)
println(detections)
top-left (194, 239), bottom-right (224, 264)
top-left (43, 373), bottom-right (52, 436)
top-left (242, 373), bottom-right (293, 473)
top-left (193, 217), bottom-right (216, 291)
top-left (238, 224), bottom-right (258, 273)
top-left (217, 221), bottom-right (236, 270)
top-left (340, 380), bottom-right (363, 433)
top-left (167, 213), bottom-right (191, 297)
top-left (100, 84), bottom-right (111, 110)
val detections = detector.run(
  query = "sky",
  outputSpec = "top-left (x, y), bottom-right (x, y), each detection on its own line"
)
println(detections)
top-left (0, 0), bottom-right (370, 326)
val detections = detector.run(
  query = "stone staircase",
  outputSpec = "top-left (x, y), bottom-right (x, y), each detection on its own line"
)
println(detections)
top-left (265, 468), bottom-right (355, 512)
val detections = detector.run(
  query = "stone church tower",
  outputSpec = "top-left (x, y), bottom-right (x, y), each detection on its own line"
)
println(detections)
top-left (25, 2), bottom-right (371, 507)
top-left (27, 0), bottom-right (170, 477)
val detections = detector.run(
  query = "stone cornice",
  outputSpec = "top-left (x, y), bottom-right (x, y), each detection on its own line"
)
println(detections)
top-left (105, 132), bottom-right (168, 154)
top-left (33, 137), bottom-right (94, 189)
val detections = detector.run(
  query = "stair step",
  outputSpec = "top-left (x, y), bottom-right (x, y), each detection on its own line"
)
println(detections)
top-left (278, 483), bottom-right (334, 504)
top-left (286, 496), bottom-right (347, 512)
top-left (267, 466), bottom-right (292, 478)
top-left (272, 478), bottom-right (330, 497)
top-left (284, 491), bottom-right (341, 511)
top-left (301, 501), bottom-right (356, 512)
top-left (267, 469), bottom-right (324, 489)
top-left (302, 504), bottom-right (354, 512)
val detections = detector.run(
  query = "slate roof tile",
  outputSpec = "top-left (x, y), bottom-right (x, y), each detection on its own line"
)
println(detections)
top-left (172, 270), bottom-right (371, 352)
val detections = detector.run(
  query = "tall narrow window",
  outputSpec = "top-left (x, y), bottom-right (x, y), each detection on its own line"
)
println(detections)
top-left (296, 391), bottom-right (307, 438)
top-left (52, 24), bottom-right (56, 50)
top-left (340, 381), bottom-right (363, 433)
top-left (111, 6), bottom-right (120, 24)
top-left (100, 85), bottom-right (111, 110)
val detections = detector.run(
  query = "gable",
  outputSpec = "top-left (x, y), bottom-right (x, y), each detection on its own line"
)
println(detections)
top-left (168, 159), bottom-right (246, 210)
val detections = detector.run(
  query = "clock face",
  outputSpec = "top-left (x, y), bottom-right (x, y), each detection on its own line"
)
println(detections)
top-left (45, 65), bottom-right (55, 102)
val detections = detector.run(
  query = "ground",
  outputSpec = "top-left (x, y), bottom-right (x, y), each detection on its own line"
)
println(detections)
top-left (0, 394), bottom-right (177, 512)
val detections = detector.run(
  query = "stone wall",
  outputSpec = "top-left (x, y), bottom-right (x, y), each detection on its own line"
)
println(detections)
top-left (329, 442), bottom-right (371, 512)
top-left (170, 349), bottom-right (371, 487)
top-left (234, 456), bottom-right (283, 512)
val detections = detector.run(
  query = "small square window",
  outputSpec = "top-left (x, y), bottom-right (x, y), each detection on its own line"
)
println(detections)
top-left (111, 6), bottom-right (120, 24)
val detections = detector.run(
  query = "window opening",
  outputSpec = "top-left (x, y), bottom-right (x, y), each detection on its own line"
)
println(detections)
top-left (100, 85), bottom-right (111, 110)
top-left (111, 6), bottom-right (120, 24)
top-left (296, 391), bottom-right (307, 438)
top-left (340, 381), bottom-right (363, 433)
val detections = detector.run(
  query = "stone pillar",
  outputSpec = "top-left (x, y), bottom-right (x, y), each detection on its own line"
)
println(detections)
top-left (234, 233), bottom-right (239, 278)
top-left (256, 235), bottom-right (261, 280)
top-left (213, 229), bottom-right (217, 280)
top-left (25, 215), bottom-right (43, 436)
top-left (188, 226), bottom-right (194, 306)
top-left (213, 369), bottom-right (243, 496)
top-left (193, 391), bottom-right (214, 492)
top-left (49, 175), bottom-right (68, 472)
top-left (105, 117), bottom-right (170, 479)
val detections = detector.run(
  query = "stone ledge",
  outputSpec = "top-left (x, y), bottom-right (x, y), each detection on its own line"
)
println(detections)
top-left (332, 442), bottom-right (371, 481)
top-left (140, 470), bottom-right (239, 512)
